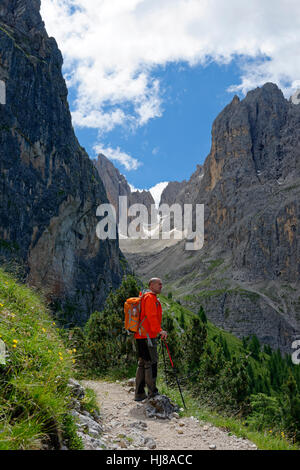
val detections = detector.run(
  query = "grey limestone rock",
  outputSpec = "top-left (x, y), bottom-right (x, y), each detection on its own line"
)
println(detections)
top-left (0, 1), bottom-right (125, 324)
top-left (144, 394), bottom-right (179, 419)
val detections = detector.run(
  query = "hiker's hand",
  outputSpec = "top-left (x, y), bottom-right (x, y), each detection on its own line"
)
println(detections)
top-left (160, 330), bottom-right (168, 340)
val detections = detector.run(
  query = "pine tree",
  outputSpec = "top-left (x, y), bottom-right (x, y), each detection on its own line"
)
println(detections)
top-left (263, 344), bottom-right (272, 356)
top-left (282, 373), bottom-right (300, 440)
top-left (84, 275), bottom-right (140, 372)
top-left (247, 361), bottom-right (255, 394)
top-left (198, 305), bottom-right (207, 323)
top-left (221, 335), bottom-right (231, 361)
top-left (183, 316), bottom-right (207, 371)
top-left (248, 335), bottom-right (261, 360)
top-left (179, 309), bottom-right (185, 330)
top-left (242, 336), bottom-right (249, 350)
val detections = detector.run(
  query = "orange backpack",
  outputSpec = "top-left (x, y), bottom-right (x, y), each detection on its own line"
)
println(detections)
top-left (124, 292), bottom-right (146, 334)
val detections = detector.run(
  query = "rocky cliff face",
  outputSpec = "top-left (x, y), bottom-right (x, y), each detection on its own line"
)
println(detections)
top-left (160, 180), bottom-right (187, 206)
top-left (0, 0), bottom-right (124, 324)
top-left (126, 83), bottom-right (300, 353)
top-left (94, 153), bottom-right (155, 220)
top-left (191, 83), bottom-right (300, 283)
top-left (160, 164), bottom-right (204, 207)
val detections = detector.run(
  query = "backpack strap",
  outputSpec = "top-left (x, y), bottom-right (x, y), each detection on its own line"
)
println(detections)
top-left (138, 292), bottom-right (153, 347)
top-left (146, 333), bottom-right (153, 347)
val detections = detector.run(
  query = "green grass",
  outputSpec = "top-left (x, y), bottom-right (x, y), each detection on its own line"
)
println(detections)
top-left (0, 267), bottom-right (82, 450)
top-left (80, 387), bottom-right (100, 418)
top-left (157, 377), bottom-right (299, 451)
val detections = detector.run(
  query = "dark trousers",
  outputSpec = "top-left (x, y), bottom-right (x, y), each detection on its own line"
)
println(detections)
top-left (135, 338), bottom-right (158, 399)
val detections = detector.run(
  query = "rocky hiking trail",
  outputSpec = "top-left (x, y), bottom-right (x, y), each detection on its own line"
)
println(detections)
top-left (82, 379), bottom-right (257, 451)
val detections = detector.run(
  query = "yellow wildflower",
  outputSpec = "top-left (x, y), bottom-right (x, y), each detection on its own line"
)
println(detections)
top-left (0, 303), bottom-right (4, 307)
top-left (42, 328), bottom-right (46, 333)
top-left (12, 344), bottom-right (17, 348)
top-left (73, 348), bottom-right (76, 353)
top-left (72, 359), bottom-right (76, 364)
top-left (13, 339), bottom-right (18, 344)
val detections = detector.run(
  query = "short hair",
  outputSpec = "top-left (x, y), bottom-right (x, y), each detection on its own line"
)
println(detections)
top-left (148, 277), bottom-right (162, 287)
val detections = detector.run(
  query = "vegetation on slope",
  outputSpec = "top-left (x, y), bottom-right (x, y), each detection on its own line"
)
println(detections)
top-left (2, 266), bottom-right (298, 451)
top-left (0, 267), bottom-right (82, 450)
top-left (71, 276), bottom-right (300, 449)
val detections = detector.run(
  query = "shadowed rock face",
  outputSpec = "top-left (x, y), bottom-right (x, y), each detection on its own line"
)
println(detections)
top-left (160, 180), bottom-right (187, 206)
top-left (125, 83), bottom-right (300, 353)
top-left (0, 1), bottom-right (124, 324)
top-left (189, 83), bottom-right (300, 283)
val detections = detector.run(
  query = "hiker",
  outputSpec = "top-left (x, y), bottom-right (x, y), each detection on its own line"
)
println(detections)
top-left (134, 277), bottom-right (167, 401)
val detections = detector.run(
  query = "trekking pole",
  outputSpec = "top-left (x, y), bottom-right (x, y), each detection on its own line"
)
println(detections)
top-left (162, 338), bottom-right (187, 410)
top-left (160, 337), bottom-right (168, 385)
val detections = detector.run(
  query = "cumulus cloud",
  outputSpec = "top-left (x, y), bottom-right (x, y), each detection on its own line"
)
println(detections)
top-left (41, 0), bottom-right (300, 162)
top-left (93, 144), bottom-right (141, 171)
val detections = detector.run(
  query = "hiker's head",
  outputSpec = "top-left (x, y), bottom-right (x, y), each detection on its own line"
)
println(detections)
top-left (149, 278), bottom-right (162, 294)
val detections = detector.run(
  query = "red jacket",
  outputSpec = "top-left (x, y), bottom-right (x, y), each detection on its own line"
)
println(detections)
top-left (134, 291), bottom-right (162, 339)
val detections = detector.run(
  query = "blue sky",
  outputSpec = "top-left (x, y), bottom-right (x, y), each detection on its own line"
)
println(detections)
top-left (41, 0), bottom-right (300, 198)
top-left (74, 60), bottom-right (242, 189)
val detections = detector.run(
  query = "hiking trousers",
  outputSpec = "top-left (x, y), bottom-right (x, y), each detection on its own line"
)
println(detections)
top-left (135, 338), bottom-right (158, 400)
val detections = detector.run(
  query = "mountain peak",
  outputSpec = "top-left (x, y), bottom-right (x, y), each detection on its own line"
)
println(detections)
top-left (244, 82), bottom-right (286, 105)
top-left (290, 88), bottom-right (300, 105)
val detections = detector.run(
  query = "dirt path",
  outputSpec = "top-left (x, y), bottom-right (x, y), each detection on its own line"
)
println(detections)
top-left (83, 379), bottom-right (257, 451)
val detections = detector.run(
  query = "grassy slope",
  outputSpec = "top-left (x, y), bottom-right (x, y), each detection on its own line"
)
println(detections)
top-left (0, 267), bottom-right (80, 450)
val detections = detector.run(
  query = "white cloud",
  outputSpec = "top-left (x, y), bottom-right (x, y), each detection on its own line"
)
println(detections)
top-left (41, 0), bottom-right (300, 136)
top-left (93, 144), bottom-right (141, 171)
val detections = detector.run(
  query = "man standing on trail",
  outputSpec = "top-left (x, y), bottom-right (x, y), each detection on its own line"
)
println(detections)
top-left (134, 277), bottom-right (168, 401)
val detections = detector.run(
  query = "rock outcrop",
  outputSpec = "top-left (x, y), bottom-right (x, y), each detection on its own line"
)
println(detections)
top-left (290, 89), bottom-right (300, 105)
top-left (94, 153), bottom-right (155, 220)
top-left (0, 0), bottom-right (124, 324)
top-left (160, 165), bottom-right (203, 207)
top-left (160, 180), bottom-right (188, 206)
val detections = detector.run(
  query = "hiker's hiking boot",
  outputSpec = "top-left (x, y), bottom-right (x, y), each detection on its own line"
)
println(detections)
top-left (147, 390), bottom-right (159, 399)
top-left (134, 393), bottom-right (147, 402)
top-left (134, 391), bottom-right (159, 402)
